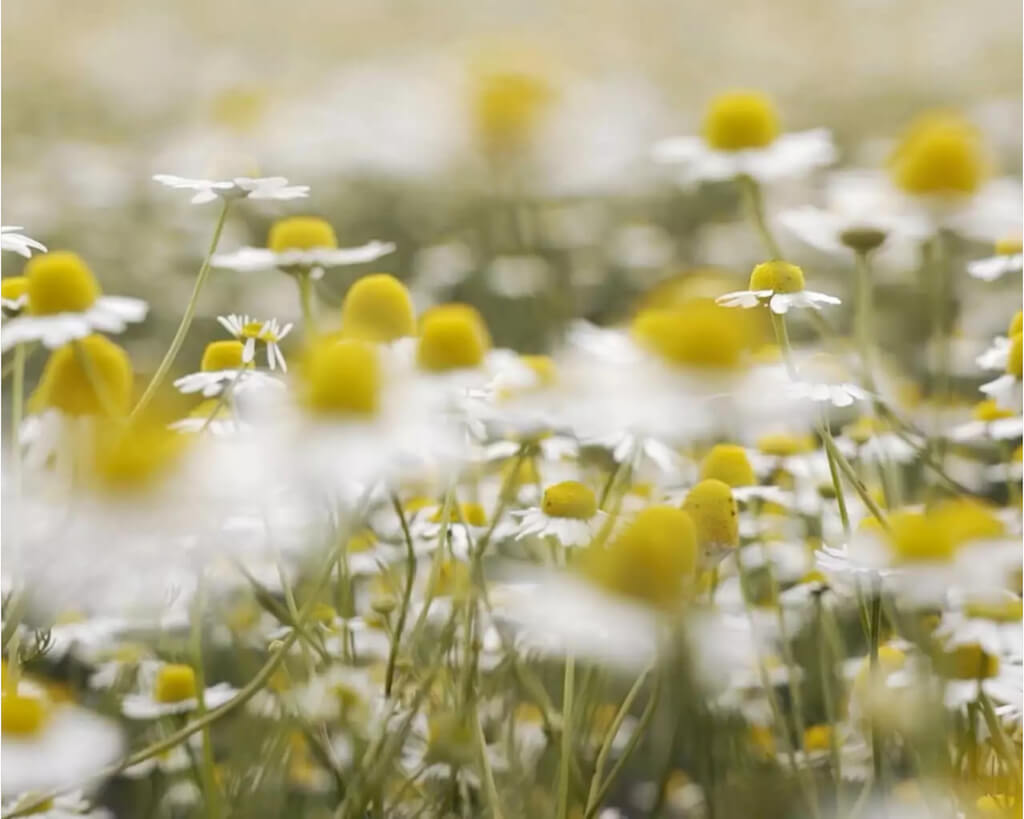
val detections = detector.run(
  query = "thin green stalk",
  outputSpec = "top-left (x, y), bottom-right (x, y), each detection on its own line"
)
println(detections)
top-left (822, 416), bottom-right (851, 536)
top-left (131, 198), bottom-right (231, 420)
top-left (384, 493), bottom-right (417, 698)
top-left (978, 689), bottom-right (1023, 794)
top-left (2, 342), bottom-right (35, 380)
top-left (739, 174), bottom-right (782, 259)
top-left (815, 595), bottom-right (842, 798)
top-left (72, 338), bottom-right (122, 419)
top-left (584, 666), bottom-right (651, 815)
top-left (868, 583), bottom-right (885, 798)
top-left (474, 710), bottom-right (505, 819)
top-left (297, 271), bottom-right (317, 336)
top-left (853, 252), bottom-right (877, 391)
top-left (189, 587), bottom-right (221, 819)
top-left (557, 655), bottom-right (576, 819)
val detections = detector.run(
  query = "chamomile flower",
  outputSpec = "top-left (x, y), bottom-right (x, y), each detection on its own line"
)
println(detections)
top-left (1, 275), bottom-right (29, 313)
top-left (168, 398), bottom-right (244, 436)
top-left (1, 252), bottom-right (148, 351)
top-left (152, 173), bottom-right (309, 204)
top-left (980, 333), bottom-right (1022, 410)
top-left (717, 260), bottom-right (841, 314)
top-left (653, 90), bottom-right (835, 184)
top-left (122, 663), bottom-right (236, 719)
top-left (0, 226), bottom-right (47, 258)
top-left (787, 354), bottom-right (871, 408)
top-left (212, 216), bottom-right (395, 279)
top-left (173, 339), bottom-right (283, 397)
top-left (969, 235), bottom-right (1024, 281)
top-left (514, 481), bottom-right (606, 547)
top-left (691, 443), bottom-right (792, 505)
top-left (216, 314), bottom-right (293, 371)
top-left (2, 682), bottom-right (123, 796)
top-left (948, 400), bottom-right (1023, 443)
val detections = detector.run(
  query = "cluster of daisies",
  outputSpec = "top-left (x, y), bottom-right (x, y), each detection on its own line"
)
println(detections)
top-left (1, 89), bottom-right (1022, 819)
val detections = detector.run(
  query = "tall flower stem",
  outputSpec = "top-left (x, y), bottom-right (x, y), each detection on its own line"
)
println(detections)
top-left (868, 580), bottom-right (885, 797)
top-left (739, 175), bottom-right (782, 259)
top-left (557, 654), bottom-right (576, 819)
top-left (384, 493), bottom-right (417, 698)
top-left (131, 199), bottom-right (232, 420)
top-left (11, 342), bottom-right (26, 496)
top-left (296, 271), bottom-right (318, 336)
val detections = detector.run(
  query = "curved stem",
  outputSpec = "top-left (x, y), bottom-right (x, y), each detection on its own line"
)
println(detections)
top-left (384, 493), bottom-right (417, 698)
top-left (739, 174), bottom-right (783, 259)
top-left (131, 199), bottom-right (232, 420)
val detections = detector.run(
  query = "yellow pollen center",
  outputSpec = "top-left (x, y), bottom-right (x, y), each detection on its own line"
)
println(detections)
top-left (416, 304), bottom-right (492, 372)
top-left (996, 236), bottom-right (1023, 256)
top-left (756, 433), bottom-right (815, 457)
top-left (520, 354), bottom-right (557, 386)
top-left (932, 498), bottom-right (1005, 545)
top-left (702, 91), bottom-right (780, 151)
top-left (937, 643), bottom-right (1000, 680)
top-left (887, 511), bottom-right (956, 563)
top-left (889, 113), bottom-right (988, 196)
top-left (31, 334), bottom-right (133, 417)
top-left (1, 276), bottom-right (28, 302)
top-left (682, 479), bottom-right (739, 554)
top-left (700, 444), bottom-right (755, 487)
top-left (473, 70), bottom-right (554, 153)
top-left (1005, 333), bottom-right (1022, 377)
top-left (340, 274), bottom-right (416, 343)
top-left (25, 251), bottom-right (102, 315)
top-left (748, 260), bottom-right (806, 294)
top-left (154, 664), bottom-right (198, 703)
top-left (302, 338), bottom-right (380, 416)
top-left (541, 481), bottom-right (597, 519)
top-left (585, 506), bottom-right (698, 609)
top-left (972, 400), bottom-right (1012, 423)
top-left (803, 724), bottom-right (833, 753)
top-left (201, 340), bottom-right (245, 372)
top-left (347, 529), bottom-right (377, 554)
top-left (1008, 311), bottom-right (1022, 337)
top-left (91, 420), bottom-right (188, 492)
top-left (1, 691), bottom-right (49, 736)
top-left (267, 217), bottom-right (338, 253)
top-left (632, 302), bottom-right (744, 370)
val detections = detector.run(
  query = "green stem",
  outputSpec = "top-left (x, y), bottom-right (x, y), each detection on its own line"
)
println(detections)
top-left (739, 174), bottom-right (783, 259)
top-left (131, 199), bottom-right (231, 420)
top-left (384, 493), bottom-right (417, 698)
top-left (868, 583), bottom-right (885, 798)
top-left (978, 689), bottom-right (1023, 794)
top-left (815, 595), bottom-right (842, 801)
top-left (11, 342), bottom-right (26, 501)
top-left (557, 655), bottom-right (576, 819)
top-left (189, 586), bottom-right (221, 819)
top-left (297, 271), bottom-right (317, 336)
top-left (853, 252), bottom-right (877, 391)
top-left (474, 709), bottom-right (505, 819)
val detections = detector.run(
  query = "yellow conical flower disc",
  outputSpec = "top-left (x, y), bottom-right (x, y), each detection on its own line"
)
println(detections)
top-left (302, 338), bottom-right (380, 416)
top-left (748, 261), bottom-right (805, 294)
top-left (890, 113), bottom-right (988, 196)
top-left (267, 217), bottom-right (338, 252)
top-left (32, 334), bottom-right (132, 417)
top-left (682, 479), bottom-right (739, 554)
top-left (201, 340), bottom-right (245, 372)
top-left (340, 274), bottom-right (416, 343)
top-left (700, 444), bottom-right (755, 487)
top-left (417, 304), bottom-right (491, 372)
top-left (25, 251), bottom-right (101, 315)
top-left (702, 91), bottom-right (780, 151)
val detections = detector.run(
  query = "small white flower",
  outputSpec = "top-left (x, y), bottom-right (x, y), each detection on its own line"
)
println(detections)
top-left (653, 129), bottom-right (835, 185)
top-left (0, 226), bottom-right (47, 258)
top-left (977, 335), bottom-right (1012, 371)
top-left (980, 374), bottom-right (1022, 411)
top-left (514, 506), bottom-right (607, 548)
top-left (173, 367), bottom-right (283, 398)
top-left (968, 251), bottom-right (1023, 281)
top-left (212, 242), bottom-right (395, 278)
top-left (217, 314), bottom-right (293, 371)
top-left (948, 416), bottom-right (1024, 443)
top-left (2, 791), bottom-right (113, 819)
top-left (152, 174), bottom-right (309, 205)
top-left (787, 380), bottom-right (871, 408)
top-left (122, 674), bottom-right (236, 719)
top-left (716, 288), bottom-right (840, 315)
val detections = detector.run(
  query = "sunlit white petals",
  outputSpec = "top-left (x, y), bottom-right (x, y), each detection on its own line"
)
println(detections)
top-left (968, 252), bottom-right (1023, 281)
top-left (212, 241), bottom-right (395, 276)
top-left (152, 174), bottom-right (309, 204)
top-left (1, 296), bottom-right (148, 351)
top-left (977, 335), bottom-right (1011, 371)
top-left (173, 368), bottom-right (284, 398)
top-left (979, 374), bottom-right (1022, 411)
top-left (0, 226), bottom-right (47, 257)
top-left (948, 416), bottom-right (1024, 443)
top-left (715, 289), bottom-right (841, 314)
top-left (513, 506), bottom-right (606, 548)
top-left (122, 681), bottom-right (237, 719)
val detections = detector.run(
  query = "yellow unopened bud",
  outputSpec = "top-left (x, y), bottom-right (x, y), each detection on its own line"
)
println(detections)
top-left (632, 302), bottom-right (744, 370)
top-left (890, 113), bottom-right (987, 196)
top-left (32, 335), bottom-right (133, 417)
top-left (267, 217), bottom-right (337, 253)
top-left (542, 481), bottom-right (597, 520)
top-left (417, 304), bottom-right (491, 372)
top-left (301, 339), bottom-right (380, 416)
top-left (682, 479), bottom-right (739, 555)
top-left (201, 340), bottom-right (245, 372)
top-left (748, 261), bottom-right (805, 294)
top-left (153, 664), bottom-right (197, 703)
top-left (702, 91), bottom-right (780, 151)
top-left (340, 274), bottom-right (416, 343)
top-left (25, 251), bottom-right (101, 315)
top-left (700, 444), bottom-right (755, 487)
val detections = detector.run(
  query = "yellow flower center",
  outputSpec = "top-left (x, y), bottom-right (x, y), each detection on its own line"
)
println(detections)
top-left (520, 354), bottom-right (558, 386)
top-left (430, 502), bottom-right (487, 526)
top-left (748, 260), bottom-right (806, 294)
top-left (1008, 310), bottom-right (1022, 337)
top-left (802, 724), bottom-right (833, 753)
top-left (301, 339), bottom-right (380, 416)
top-left (632, 302), bottom-right (744, 370)
top-left (585, 506), bottom-right (698, 609)
top-left (932, 498), bottom-right (1005, 545)
top-left (682, 479), bottom-right (739, 554)
top-left (541, 481), bottom-right (597, 520)
top-left (209, 86), bottom-right (267, 132)
top-left (889, 113), bottom-right (988, 196)
top-left (472, 70), bottom-right (554, 153)
top-left (153, 664), bottom-right (198, 703)
top-left (429, 560), bottom-right (472, 599)
top-left (91, 419), bottom-right (188, 492)
top-left (25, 251), bottom-right (101, 315)
top-left (936, 642), bottom-right (1000, 680)
top-left (1, 276), bottom-right (28, 302)
top-left (756, 433), bottom-right (815, 457)
top-left (347, 529), bottom-right (377, 554)
top-left (995, 236), bottom-right (1023, 256)
top-left (201, 340), bottom-right (245, 372)
top-left (702, 91), bottom-right (780, 151)
top-left (340, 274), bottom-right (416, 343)
top-left (416, 304), bottom-right (492, 372)
top-left (972, 399), bottom-right (1012, 423)
top-left (1005, 333), bottom-right (1022, 377)
top-left (886, 511), bottom-right (956, 563)
top-left (699, 444), bottom-right (755, 487)
top-left (1, 691), bottom-right (49, 736)
top-left (31, 334), bottom-right (133, 417)
top-left (267, 217), bottom-right (338, 253)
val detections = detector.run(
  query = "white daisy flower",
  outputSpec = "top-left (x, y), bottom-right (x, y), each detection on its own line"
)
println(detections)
top-left (0, 226), bottom-right (47, 258)
top-left (716, 260), bottom-right (840, 315)
top-left (2, 683), bottom-right (123, 797)
top-left (514, 481), bottom-right (607, 548)
top-left (1, 252), bottom-right (147, 351)
top-left (977, 335), bottom-right (1013, 371)
top-left (216, 314), bottom-right (293, 371)
top-left (980, 373), bottom-right (1022, 411)
top-left (122, 663), bottom-right (237, 719)
top-left (167, 398), bottom-right (247, 436)
top-left (1, 275), bottom-right (29, 313)
top-left (152, 174), bottom-right (309, 205)
top-left (784, 354), bottom-right (872, 408)
top-left (968, 236), bottom-right (1023, 281)
top-left (173, 337), bottom-right (285, 398)
top-left (948, 414), bottom-right (1024, 443)
top-left (212, 216), bottom-right (394, 279)
top-left (653, 91), bottom-right (834, 184)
